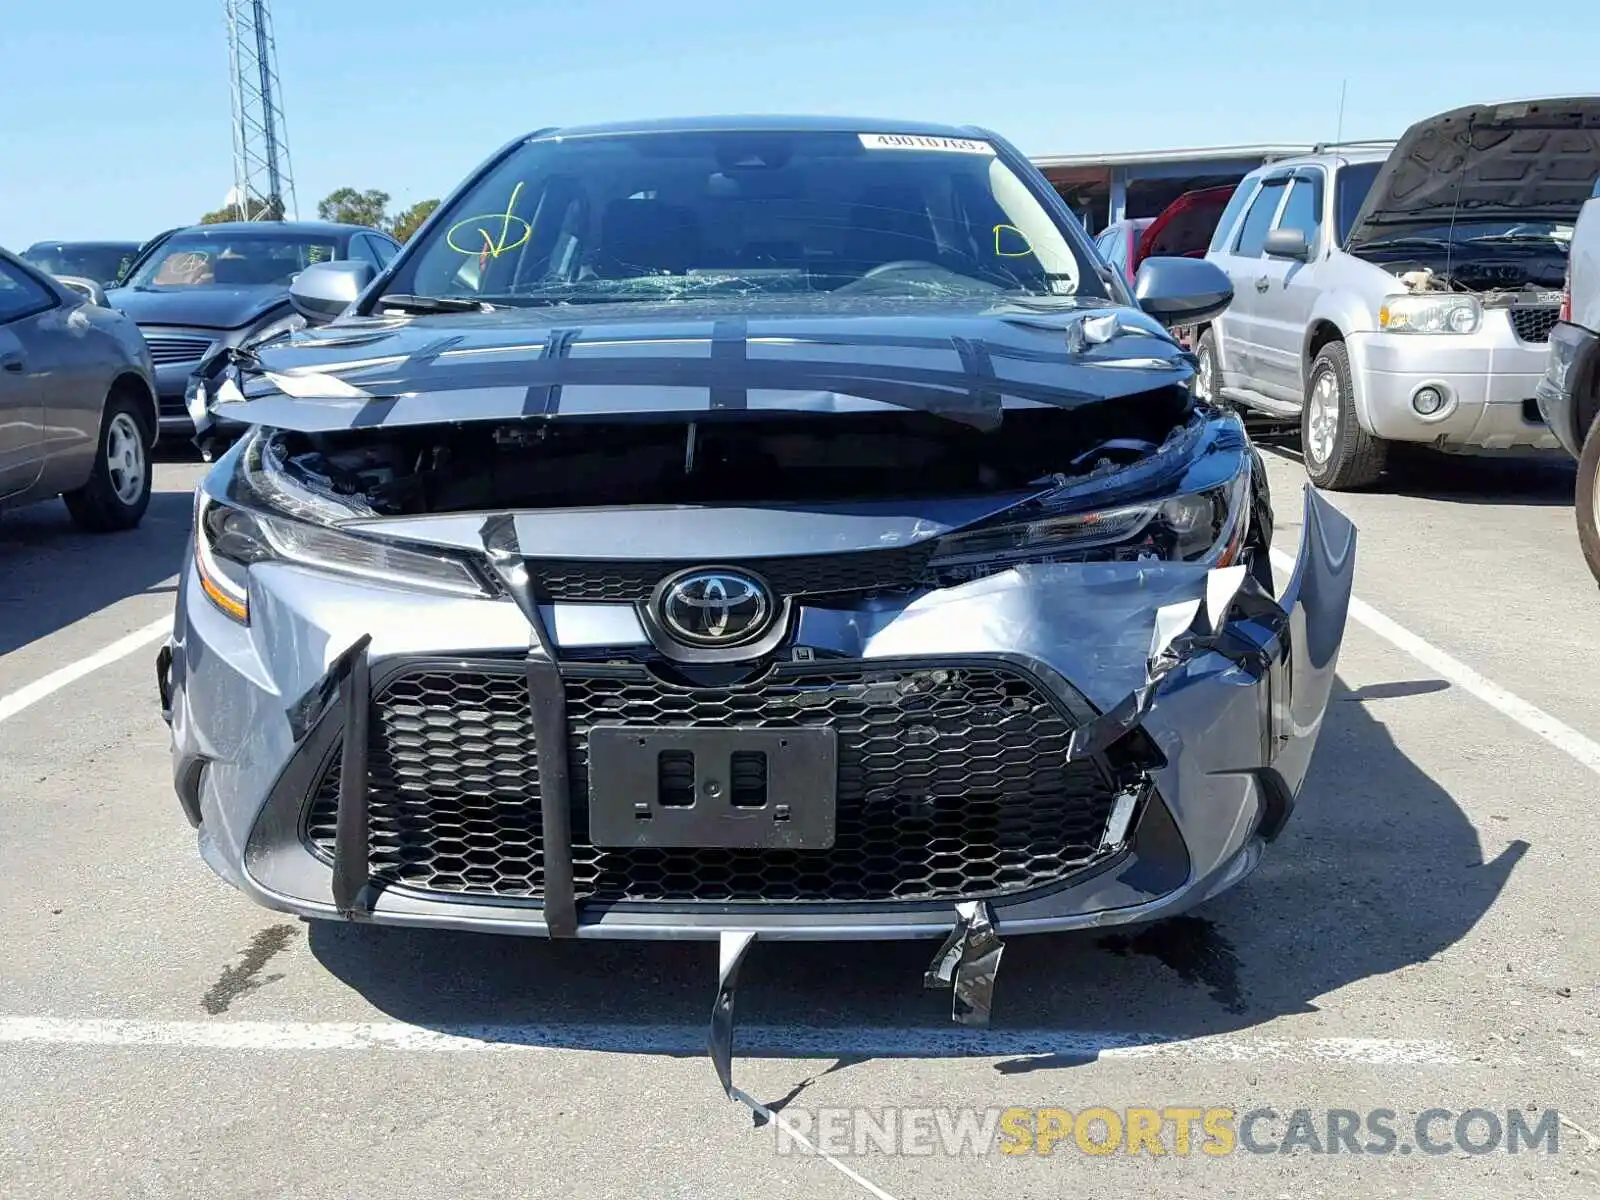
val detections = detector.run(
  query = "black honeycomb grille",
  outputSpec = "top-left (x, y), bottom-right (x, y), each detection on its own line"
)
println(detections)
top-left (304, 660), bottom-right (1120, 905)
top-left (1510, 306), bottom-right (1561, 344)
top-left (526, 544), bottom-right (937, 603)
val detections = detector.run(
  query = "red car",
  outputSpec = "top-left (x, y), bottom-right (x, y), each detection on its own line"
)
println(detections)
top-left (1095, 186), bottom-right (1239, 346)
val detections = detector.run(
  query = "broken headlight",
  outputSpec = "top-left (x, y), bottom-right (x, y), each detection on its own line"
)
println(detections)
top-left (193, 432), bottom-right (493, 623)
top-left (927, 468), bottom-right (1251, 582)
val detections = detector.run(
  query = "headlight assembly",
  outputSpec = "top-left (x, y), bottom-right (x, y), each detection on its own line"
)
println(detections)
top-left (927, 470), bottom-right (1251, 583)
top-left (193, 433), bottom-right (496, 623)
top-left (1378, 293), bottom-right (1481, 335)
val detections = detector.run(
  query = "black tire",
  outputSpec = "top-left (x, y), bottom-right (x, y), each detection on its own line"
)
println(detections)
top-left (1193, 328), bottom-right (1220, 404)
top-left (1301, 340), bottom-right (1386, 490)
top-left (63, 390), bottom-right (153, 533)
top-left (1577, 415), bottom-right (1600, 588)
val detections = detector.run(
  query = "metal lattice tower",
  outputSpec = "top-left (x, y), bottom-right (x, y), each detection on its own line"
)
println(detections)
top-left (226, 0), bottom-right (297, 221)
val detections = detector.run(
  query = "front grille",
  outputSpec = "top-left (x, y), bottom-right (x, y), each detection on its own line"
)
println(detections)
top-left (527, 544), bottom-right (937, 603)
top-left (1509, 306), bottom-right (1561, 344)
top-left (158, 394), bottom-right (188, 419)
top-left (143, 333), bottom-right (214, 365)
top-left (304, 659), bottom-right (1120, 906)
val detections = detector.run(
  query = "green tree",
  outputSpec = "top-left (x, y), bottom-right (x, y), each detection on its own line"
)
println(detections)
top-left (318, 187), bottom-right (391, 229)
top-left (390, 199), bottom-right (440, 243)
top-left (199, 195), bottom-right (284, 223)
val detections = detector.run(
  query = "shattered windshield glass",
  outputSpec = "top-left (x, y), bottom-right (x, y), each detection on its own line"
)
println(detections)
top-left (394, 129), bottom-right (1103, 307)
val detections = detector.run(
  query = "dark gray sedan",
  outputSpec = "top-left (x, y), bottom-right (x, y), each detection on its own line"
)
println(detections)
top-left (107, 221), bottom-right (401, 438)
top-left (0, 248), bottom-right (158, 531)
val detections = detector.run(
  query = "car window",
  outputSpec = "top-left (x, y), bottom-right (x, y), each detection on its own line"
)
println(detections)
top-left (347, 235), bottom-right (383, 270)
top-left (1104, 229), bottom-right (1128, 273)
top-left (125, 231), bottom-right (342, 289)
top-left (1334, 162), bottom-right (1383, 245)
top-left (1232, 179), bottom-right (1288, 257)
top-left (1275, 176), bottom-right (1322, 242)
top-left (371, 236), bottom-right (400, 268)
top-left (1095, 228), bottom-right (1119, 258)
top-left (396, 128), bottom-right (1107, 305)
top-left (0, 258), bottom-right (57, 324)
top-left (1207, 180), bottom-right (1258, 255)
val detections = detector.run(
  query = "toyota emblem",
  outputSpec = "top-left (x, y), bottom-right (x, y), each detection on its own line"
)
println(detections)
top-left (657, 569), bottom-right (772, 646)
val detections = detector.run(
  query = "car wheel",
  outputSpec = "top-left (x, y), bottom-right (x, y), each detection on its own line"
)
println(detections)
top-left (1576, 416), bottom-right (1600, 588)
top-left (1193, 329), bottom-right (1219, 404)
top-left (1301, 341), bottom-right (1385, 490)
top-left (63, 392), bottom-right (153, 533)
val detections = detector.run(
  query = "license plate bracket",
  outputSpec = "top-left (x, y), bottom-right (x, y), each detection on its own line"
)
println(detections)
top-left (586, 725), bottom-right (837, 850)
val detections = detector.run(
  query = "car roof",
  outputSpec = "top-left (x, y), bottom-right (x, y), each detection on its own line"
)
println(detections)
top-left (167, 220), bottom-right (376, 237)
top-left (526, 114), bottom-right (992, 140)
top-left (1247, 147), bottom-right (1392, 174)
top-left (26, 239), bottom-right (141, 249)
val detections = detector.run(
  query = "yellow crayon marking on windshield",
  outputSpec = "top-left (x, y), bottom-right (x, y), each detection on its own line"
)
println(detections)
top-left (994, 224), bottom-right (1034, 258)
top-left (446, 180), bottom-right (532, 261)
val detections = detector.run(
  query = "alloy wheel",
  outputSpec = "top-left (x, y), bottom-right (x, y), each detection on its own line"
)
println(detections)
top-left (1305, 369), bottom-right (1340, 466)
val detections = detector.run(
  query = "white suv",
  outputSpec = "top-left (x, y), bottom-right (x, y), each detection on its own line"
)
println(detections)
top-left (1199, 98), bottom-right (1595, 489)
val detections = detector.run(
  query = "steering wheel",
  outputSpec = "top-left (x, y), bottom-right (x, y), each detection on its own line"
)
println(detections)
top-left (860, 259), bottom-right (939, 280)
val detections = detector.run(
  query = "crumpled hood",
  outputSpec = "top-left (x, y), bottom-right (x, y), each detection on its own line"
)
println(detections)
top-left (105, 283), bottom-right (289, 331)
top-left (199, 295), bottom-right (1195, 434)
top-left (1347, 96), bottom-right (1600, 249)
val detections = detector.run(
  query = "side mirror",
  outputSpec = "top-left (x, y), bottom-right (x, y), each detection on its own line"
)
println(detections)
top-left (289, 260), bottom-right (374, 324)
top-left (1264, 227), bottom-right (1312, 261)
top-left (1133, 257), bottom-right (1233, 327)
top-left (55, 275), bottom-right (108, 307)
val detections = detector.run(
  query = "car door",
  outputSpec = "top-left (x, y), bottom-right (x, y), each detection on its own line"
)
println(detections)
top-left (1253, 169), bottom-right (1327, 402)
top-left (0, 255), bottom-right (65, 498)
top-left (1212, 174), bottom-right (1289, 388)
top-left (1203, 176), bottom-right (1262, 386)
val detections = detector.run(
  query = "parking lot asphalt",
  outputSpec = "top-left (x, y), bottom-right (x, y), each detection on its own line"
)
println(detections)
top-left (1, 447), bottom-right (1597, 1199)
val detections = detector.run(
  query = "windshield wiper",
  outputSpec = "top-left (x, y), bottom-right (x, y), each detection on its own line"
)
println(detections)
top-left (1465, 233), bottom-right (1566, 245)
top-left (375, 293), bottom-right (497, 314)
top-left (1361, 236), bottom-right (1456, 250)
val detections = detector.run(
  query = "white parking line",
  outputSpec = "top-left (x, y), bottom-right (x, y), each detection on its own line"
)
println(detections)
top-left (0, 1017), bottom-right (1504, 1064)
top-left (0, 617), bottom-right (169, 725)
top-left (1269, 549), bottom-right (1600, 777)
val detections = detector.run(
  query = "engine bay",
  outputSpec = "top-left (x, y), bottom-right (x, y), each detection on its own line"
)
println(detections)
top-left (264, 386), bottom-right (1199, 516)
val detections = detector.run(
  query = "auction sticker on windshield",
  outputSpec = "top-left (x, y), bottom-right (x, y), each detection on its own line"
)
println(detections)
top-left (859, 133), bottom-right (996, 154)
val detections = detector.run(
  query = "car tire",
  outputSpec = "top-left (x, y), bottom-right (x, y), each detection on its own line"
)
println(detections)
top-left (1301, 341), bottom-right (1385, 490)
top-left (1576, 415), bottom-right (1600, 588)
top-left (63, 391), bottom-right (153, 533)
top-left (1193, 329), bottom-right (1220, 404)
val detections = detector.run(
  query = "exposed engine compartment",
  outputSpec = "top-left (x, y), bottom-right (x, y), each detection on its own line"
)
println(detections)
top-left (1358, 245), bottom-right (1568, 296)
top-left (265, 385), bottom-right (1199, 516)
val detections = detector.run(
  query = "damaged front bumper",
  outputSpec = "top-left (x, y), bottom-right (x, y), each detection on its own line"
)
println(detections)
top-left (164, 486), bottom-right (1356, 942)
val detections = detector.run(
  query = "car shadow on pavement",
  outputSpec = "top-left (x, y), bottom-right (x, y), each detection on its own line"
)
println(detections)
top-left (1268, 441), bottom-right (1576, 507)
top-left (0, 487), bottom-right (192, 657)
top-left (308, 674), bottom-right (1525, 1084)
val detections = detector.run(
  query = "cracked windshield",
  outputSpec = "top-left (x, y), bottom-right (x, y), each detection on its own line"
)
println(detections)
top-left (1, 2), bottom-right (1598, 1198)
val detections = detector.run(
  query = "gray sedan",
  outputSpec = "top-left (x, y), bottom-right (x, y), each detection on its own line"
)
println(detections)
top-left (0, 248), bottom-right (159, 531)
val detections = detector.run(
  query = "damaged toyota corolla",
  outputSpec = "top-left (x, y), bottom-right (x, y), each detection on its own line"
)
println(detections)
top-left (160, 117), bottom-right (1356, 1034)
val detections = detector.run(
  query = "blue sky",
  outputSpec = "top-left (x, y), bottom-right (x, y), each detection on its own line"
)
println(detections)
top-left (5, 0), bottom-right (1597, 245)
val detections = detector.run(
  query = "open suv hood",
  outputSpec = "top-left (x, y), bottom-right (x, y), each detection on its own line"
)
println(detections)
top-left (1346, 96), bottom-right (1600, 250)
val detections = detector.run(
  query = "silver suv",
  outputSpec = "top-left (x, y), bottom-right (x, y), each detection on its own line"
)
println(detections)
top-left (1199, 98), bottom-right (1594, 489)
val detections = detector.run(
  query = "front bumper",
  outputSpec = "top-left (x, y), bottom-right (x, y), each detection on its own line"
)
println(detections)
top-left (161, 489), bottom-right (1356, 941)
top-left (1347, 324), bottom-right (1565, 451)
top-left (1535, 320), bottom-right (1599, 459)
